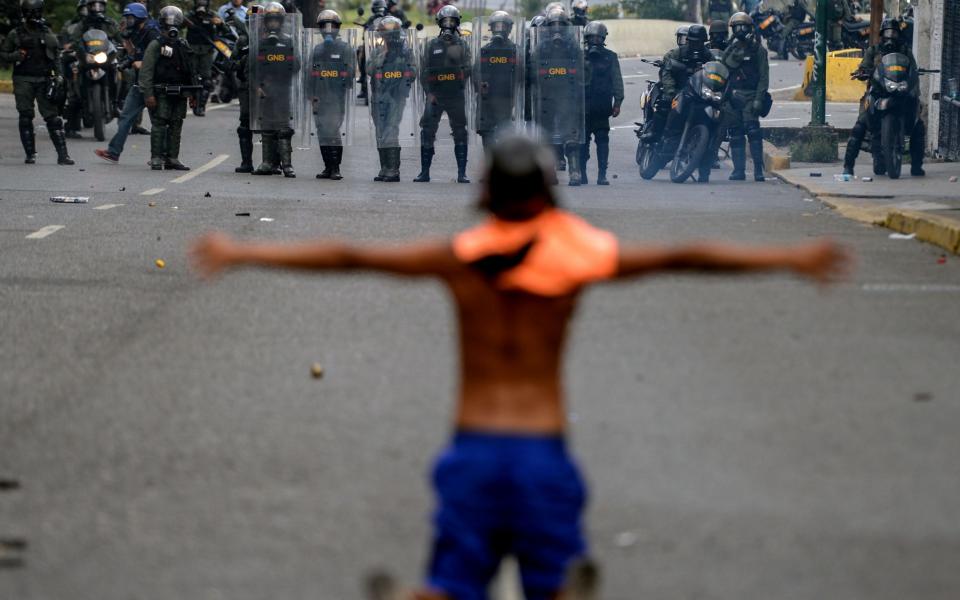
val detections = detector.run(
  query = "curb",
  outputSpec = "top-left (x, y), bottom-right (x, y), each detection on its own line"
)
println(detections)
top-left (0, 80), bottom-right (11, 94)
top-left (774, 172), bottom-right (960, 255)
top-left (763, 141), bottom-right (790, 172)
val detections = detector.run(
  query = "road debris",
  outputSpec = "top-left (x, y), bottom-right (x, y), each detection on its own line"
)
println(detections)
top-left (155, 259), bottom-right (166, 269)
top-left (833, 174), bottom-right (853, 182)
top-left (861, 177), bottom-right (873, 182)
top-left (204, 192), bottom-right (212, 197)
top-left (614, 531), bottom-right (638, 548)
top-left (259, 217), bottom-right (274, 222)
top-left (148, 202), bottom-right (156, 207)
top-left (809, 172), bottom-right (822, 177)
top-left (50, 196), bottom-right (88, 204)
top-left (888, 233), bottom-right (916, 240)
top-left (119, 187), bottom-right (126, 191)
top-left (803, 197), bottom-right (815, 202)
top-left (235, 212), bottom-right (251, 217)
top-left (913, 392), bottom-right (933, 402)
top-left (949, 176), bottom-right (958, 183)
top-left (0, 479), bottom-right (20, 491)
top-left (937, 255), bottom-right (947, 264)
top-left (310, 363), bottom-right (325, 379)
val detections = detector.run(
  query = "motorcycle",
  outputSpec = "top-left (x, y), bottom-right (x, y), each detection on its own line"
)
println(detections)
top-left (210, 34), bottom-right (237, 103)
top-left (838, 18), bottom-right (870, 51)
top-left (855, 54), bottom-right (936, 179)
top-left (633, 58), bottom-right (664, 178)
top-left (751, 7), bottom-right (784, 57)
top-left (781, 20), bottom-right (814, 60)
top-left (77, 28), bottom-right (117, 142)
top-left (640, 60), bottom-right (731, 184)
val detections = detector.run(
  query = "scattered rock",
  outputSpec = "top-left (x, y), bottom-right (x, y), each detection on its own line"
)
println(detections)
top-left (614, 531), bottom-right (638, 548)
top-left (119, 186), bottom-right (126, 191)
top-left (78, 168), bottom-right (85, 172)
top-left (913, 392), bottom-right (933, 402)
top-left (937, 255), bottom-right (947, 264)
top-left (950, 176), bottom-right (958, 183)
top-left (204, 192), bottom-right (212, 198)
top-left (310, 363), bottom-right (325, 379)
top-left (0, 479), bottom-right (20, 492)
top-left (148, 202), bottom-right (156, 207)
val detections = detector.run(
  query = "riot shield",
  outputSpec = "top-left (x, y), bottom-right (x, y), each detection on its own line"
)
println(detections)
top-left (528, 24), bottom-right (585, 146)
top-left (304, 28), bottom-right (358, 147)
top-left (249, 12), bottom-right (305, 137)
top-left (473, 17), bottom-right (524, 143)
top-left (415, 30), bottom-right (475, 146)
top-left (362, 27), bottom-right (419, 148)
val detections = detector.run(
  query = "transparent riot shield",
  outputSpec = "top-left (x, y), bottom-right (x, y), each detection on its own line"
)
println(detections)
top-left (473, 17), bottom-right (524, 144)
top-left (304, 27), bottom-right (358, 147)
top-left (249, 12), bottom-right (305, 138)
top-left (529, 24), bottom-right (585, 146)
top-left (415, 30), bottom-right (475, 147)
top-left (362, 27), bottom-right (419, 148)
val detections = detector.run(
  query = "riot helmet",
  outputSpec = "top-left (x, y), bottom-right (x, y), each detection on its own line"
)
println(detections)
top-left (436, 5), bottom-right (461, 40)
top-left (572, 0), bottom-right (588, 18)
top-left (87, 0), bottom-right (106, 21)
top-left (676, 25), bottom-right (689, 47)
top-left (729, 12), bottom-right (754, 41)
top-left (544, 2), bottom-right (564, 14)
top-left (583, 21), bottom-right (607, 47)
top-left (76, 0), bottom-right (88, 18)
top-left (20, 0), bottom-right (44, 25)
top-left (317, 9), bottom-right (342, 38)
top-left (377, 15), bottom-right (403, 48)
top-left (194, 0), bottom-right (210, 14)
top-left (545, 5), bottom-right (570, 42)
top-left (529, 14), bottom-right (546, 28)
top-left (880, 18), bottom-right (901, 51)
top-left (371, 0), bottom-right (386, 17)
top-left (686, 24), bottom-right (707, 52)
top-left (262, 1), bottom-right (287, 34)
top-left (488, 10), bottom-right (513, 39)
top-left (158, 5), bottom-right (184, 37)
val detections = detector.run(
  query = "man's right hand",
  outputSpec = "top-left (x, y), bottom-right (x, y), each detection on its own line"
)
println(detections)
top-left (145, 95), bottom-right (157, 109)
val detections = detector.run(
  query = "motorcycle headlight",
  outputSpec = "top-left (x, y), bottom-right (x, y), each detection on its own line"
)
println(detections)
top-left (885, 79), bottom-right (899, 92)
top-left (701, 86), bottom-right (714, 100)
top-left (94, 52), bottom-right (108, 64)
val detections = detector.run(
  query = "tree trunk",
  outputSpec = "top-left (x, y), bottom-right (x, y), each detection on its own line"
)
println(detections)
top-left (686, 0), bottom-right (702, 23)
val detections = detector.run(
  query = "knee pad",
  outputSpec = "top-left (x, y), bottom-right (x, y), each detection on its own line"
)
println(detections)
top-left (237, 125), bottom-right (252, 138)
top-left (848, 121), bottom-right (867, 144)
top-left (745, 122), bottom-right (762, 143)
top-left (45, 117), bottom-right (63, 130)
top-left (452, 129), bottom-right (468, 146)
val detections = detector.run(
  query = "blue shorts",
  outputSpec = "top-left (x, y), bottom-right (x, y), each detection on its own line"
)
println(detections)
top-left (427, 430), bottom-right (588, 600)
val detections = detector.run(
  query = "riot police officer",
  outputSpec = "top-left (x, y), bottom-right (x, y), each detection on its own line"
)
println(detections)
top-left (61, 0), bottom-right (86, 37)
top-left (780, 0), bottom-right (811, 57)
top-left (722, 12), bottom-right (769, 181)
top-left (414, 5), bottom-right (472, 183)
top-left (232, 2), bottom-right (258, 173)
top-left (642, 24), bottom-right (708, 143)
top-left (140, 5), bottom-right (196, 170)
top-left (386, 0), bottom-right (410, 28)
top-left (474, 11), bottom-right (518, 150)
top-left (705, 0), bottom-right (734, 53)
top-left (843, 18), bottom-right (924, 177)
top-left (368, 15), bottom-right (415, 182)
top-left (356, 0), bottom-right (387, 101)
top-left (570, 0), bottom-right (589, 27)
top-left (1, 0), bottom-right (72, 164)
top-left (580, 21), bottom-right (622, 185)
top-left (826, 0), bottom-right (852, 50)
top-left (251, 1), bottom-right (300, 177)
top-left (309, 9), bottom-right (356, 180)
top-left (186, 0), bottom-right (232, 116)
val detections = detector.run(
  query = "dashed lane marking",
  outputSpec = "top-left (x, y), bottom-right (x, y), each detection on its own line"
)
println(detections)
top-left (26, 225), bottom-right (64, 239)
top-left (141, 188), bottom-right (165, 196)
top-left (93, 203), bottom-right (124, 210)
top-left (169, 154), bottom-right (230, 184)
top-left (862, 284), bottom-right (960, 293)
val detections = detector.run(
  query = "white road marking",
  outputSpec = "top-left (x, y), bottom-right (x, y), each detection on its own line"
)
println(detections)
top-left (770, 84), bottom-right (802, 93)
top-left (862, 283), bottom-right (960, 293)
top-left (762, 117), bottom-right (803, 122)
top-left (203, 102), bottom-right (234, 112)
top-left (169, 154), bottom-right (230, 184)
top-left (622, 74), bottom-right (651, 79)
top-left (141, 188), bottom-right (165, 196)
top-left (26, 225), bottom-right (64, 239)
top-left (93, 203), bottom-right (124, 210)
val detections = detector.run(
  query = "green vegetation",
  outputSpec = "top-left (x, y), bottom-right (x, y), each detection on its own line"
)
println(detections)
top-left (620, 0), bottom-right (684, 20)
top-left (588, 4), bottom-right (620, 20)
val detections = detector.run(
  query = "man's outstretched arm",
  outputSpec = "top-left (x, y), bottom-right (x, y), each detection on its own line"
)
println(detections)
top-left (615, 239), bottom-right (851, 284)
top-left (190, 232), bottom-right (460, 279)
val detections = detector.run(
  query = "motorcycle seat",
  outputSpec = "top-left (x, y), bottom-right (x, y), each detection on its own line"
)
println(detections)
top-left (843, 20), bottom-right (870, 32)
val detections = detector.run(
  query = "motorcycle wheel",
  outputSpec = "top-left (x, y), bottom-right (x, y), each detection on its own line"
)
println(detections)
top-left (792, 45), bottom-right (808, 60)
top-left (881, 113), bottom-right (903, 180)
top-left (639, 144), bottom-right (662, 180)
top-left (90, 86), bottom-right (105, 142)
top-left (670, 124), bottom-right (709, 184)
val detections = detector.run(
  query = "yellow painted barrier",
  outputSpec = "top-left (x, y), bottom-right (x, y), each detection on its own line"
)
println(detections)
top-left (794, 49), bottom-right (867, 102)
top-left (0, 80), bottom-right (12, 94)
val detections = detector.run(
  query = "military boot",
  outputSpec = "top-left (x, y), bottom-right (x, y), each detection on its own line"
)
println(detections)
top-left (565, 143), bottom-right (581, 187)
top-left (194, 88), bottom-right (208, 117)
top-left (910, 123), bottom-right (926, 177)
top-left (48, 122), bottom-right (75, 166)
top-left (19, 117), bottom-right (37, 164)
top-left (236, 127), bottom-right (254, 173)
top-left (329, 146), bottom-right (343, 180)
top-left (150, 122), bottom-right (169, 170)
top-left (373, 147), bottom-right (387, 181)
top-left (383, 147), bottom-right (401, 183)
top-left (579, 143), bottom-right (589, 185)
top-left (870, 135), bottom-right (886, 175)
top-left (64, 102), bottom-right (83, 138)
top-left (842, 140), bottom-right (859, 176)
top-left (555, 144), bottom-right (566, 171)
top-left (278, 134), bottom-right (295, 178)
top-left (750, 138), bottom-right (765, 182)
top-left (164, 119), bottom-right (190, 170)
top-left (413, 146), bottom-right (434, 182)
top-left (254, 133), bottom-right (279, 175)
top-left (317, 146), bottom-right (333, 179)
top-left (729, 140), bottom-right (746, 180)
top-left (454, 144), bottom-right (470, 184)
top-left (596, 139), bottom-right (610, 185)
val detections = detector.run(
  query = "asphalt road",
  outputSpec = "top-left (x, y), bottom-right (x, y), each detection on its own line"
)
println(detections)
top-left (1, 60), bottom-right (957, 600)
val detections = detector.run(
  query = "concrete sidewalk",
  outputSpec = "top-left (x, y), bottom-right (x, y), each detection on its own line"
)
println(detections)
top-left (773, 156), bottom-right (960, 254)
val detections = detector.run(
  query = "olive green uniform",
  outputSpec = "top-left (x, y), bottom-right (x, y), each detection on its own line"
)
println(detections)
top-left (139, 36), bottom-right (196, 167)
top-left (185, 9), bottom-right (231, 114)
top-left (722, 36), bottom-right (769, 179)
top-left (826, 0), bottom-right (852, 48)
top-left (233, 16), bottom-right (253, 171)
top-left (703, 0), bottom-right (735, 25)
top-left (781, 0), bottom-right (812, 45)
top-left (1, 21), bottom-right (73, 163)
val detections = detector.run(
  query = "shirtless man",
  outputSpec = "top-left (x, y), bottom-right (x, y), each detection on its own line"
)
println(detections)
top-left (191, 135), bottom-right (849, 600)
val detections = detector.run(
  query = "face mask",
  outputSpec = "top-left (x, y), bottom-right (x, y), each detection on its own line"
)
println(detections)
top-left (167, 27), bottom-right (178, 38)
